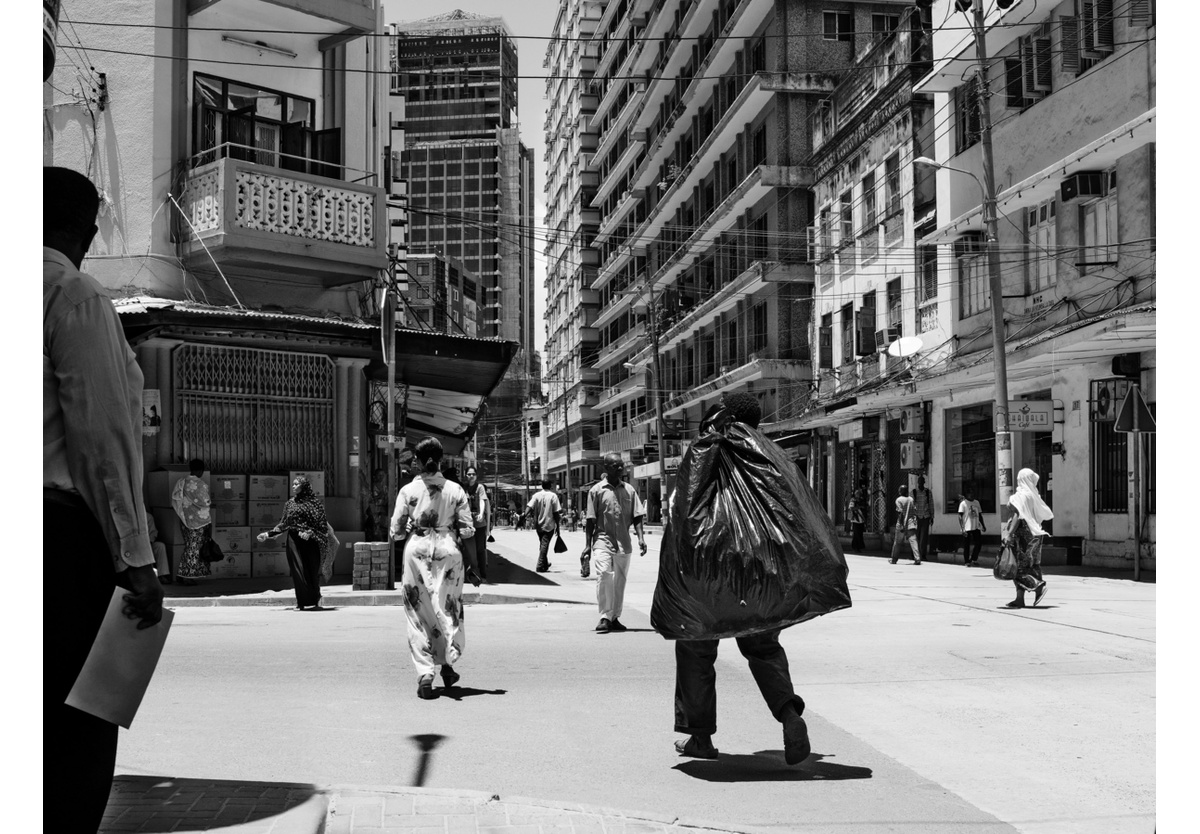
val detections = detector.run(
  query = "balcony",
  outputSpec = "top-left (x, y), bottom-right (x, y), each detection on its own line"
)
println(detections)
top-left (599, 426), bottom-right (643, 454)
top-left (661, 358), bottom-right (811, 418)
top-left (595, 371), bottom-right (647, 410)
top-left (596, 321), bottom-right (647, 369)
top-left (179, 156), bottom-right (387, 288)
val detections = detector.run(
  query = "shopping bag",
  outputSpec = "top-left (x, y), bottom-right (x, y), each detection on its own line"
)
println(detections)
top-left (993, 542), bottom-right (1019, 581)
top-left (199, 537), bottom-right (224, 563)
top-left (553, 530), bottom-right (568, 553)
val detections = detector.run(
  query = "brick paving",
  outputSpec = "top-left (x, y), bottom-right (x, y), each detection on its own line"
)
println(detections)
top-left (100, 778), bottom-right (750, 834)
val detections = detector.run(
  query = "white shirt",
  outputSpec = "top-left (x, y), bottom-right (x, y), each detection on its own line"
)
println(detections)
top-left (958, 499), bottom-right (984, 532)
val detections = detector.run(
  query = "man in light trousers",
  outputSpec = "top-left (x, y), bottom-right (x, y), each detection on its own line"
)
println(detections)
top-left (582, 452), bottom-right (647, 633)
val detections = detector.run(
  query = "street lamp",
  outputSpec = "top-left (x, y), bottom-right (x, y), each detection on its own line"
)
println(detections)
top-left (916, 151), bottom-right (1013, 523)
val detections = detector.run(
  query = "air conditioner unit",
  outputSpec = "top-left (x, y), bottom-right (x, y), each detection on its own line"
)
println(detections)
top-left (900, 439), bottom-right (926, 470)
top-left (899, 406), bottom-right (925, 436)
top-left (875, 326), bottom-right (901, 352)
top-left (1060, 171), bottom-right (1106, 203)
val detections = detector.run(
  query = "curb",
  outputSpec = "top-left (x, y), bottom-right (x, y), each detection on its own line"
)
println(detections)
top-left (166, 591), bottom-right (589, 608)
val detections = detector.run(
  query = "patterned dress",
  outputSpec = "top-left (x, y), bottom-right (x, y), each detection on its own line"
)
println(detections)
top-left (171, 475), bottom-right (212, 579)
top-left (264, 477), bottom-right (328, 608)
top-left (391, 473), bottom-right (474, 679)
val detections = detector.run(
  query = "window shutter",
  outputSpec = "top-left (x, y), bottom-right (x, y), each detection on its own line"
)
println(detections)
top-left (1060, 16), bottom-right (1081, 74)
top-left (1005, 57), bottom-right (1024, 108)
top-left (1034, 37), bottom-right (1053, 90)
top-left (1080, 0), bottom-right (1096, 54)
top-left (1129, 0), bottom-right (1153, 27)
top-left (1094, 0), bottom-right (1115, 51)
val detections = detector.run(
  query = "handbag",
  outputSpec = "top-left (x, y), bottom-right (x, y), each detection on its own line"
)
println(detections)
top-left (199, 537), bottom-right (225, 563)
top-left (993, 542), bottom-right (1018, 581)
top-left (553, 528), bottom-right (568, 553)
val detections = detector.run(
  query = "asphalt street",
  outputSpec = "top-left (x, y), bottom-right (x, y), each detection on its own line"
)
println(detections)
top-left (112, 527), bottom-right (1156, 833)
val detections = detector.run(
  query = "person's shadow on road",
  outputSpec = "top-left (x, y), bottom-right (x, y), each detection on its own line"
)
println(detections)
top-left (437, 686), bottom-right (508, 701)
top-left (674, 752), bottom-right (872, 782)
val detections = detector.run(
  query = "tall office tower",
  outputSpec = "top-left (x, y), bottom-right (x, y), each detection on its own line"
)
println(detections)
top-left (586, 0), bottom-right (914, 517)
top-left (542, 0), bottom-right (606, 511)
top-left (392, 10), bottom-right (536, 481)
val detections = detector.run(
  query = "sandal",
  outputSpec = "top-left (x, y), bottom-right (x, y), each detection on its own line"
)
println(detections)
top-left (417, 676), bottom-right (436, 700)
top-left (674, 735), bottom-right (718, 760)
top-left (441, 665), bottom-right (461, 688)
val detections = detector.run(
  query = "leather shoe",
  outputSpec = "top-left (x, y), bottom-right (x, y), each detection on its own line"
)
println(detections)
top-left (608, 618), bottom-right (628, 632)
top-left (674, 735), bottom-right (718, 760)
top-left (595, 617), bottom-right (611, 633)
top-left (441, 665), bottom-right (460, 688)
top-left (417, 675), bottom-right (436, 700)
top-left (783, 714), bottom-right (811, 765)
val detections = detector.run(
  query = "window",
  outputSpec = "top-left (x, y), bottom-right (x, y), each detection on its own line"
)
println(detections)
top-left (1079, 171), bottom-right (1118, 271)
top-left (1026, 198), bottom-right (1058, 292)
top-left (1062, 0), bottom-right (1116, 75)
top-left (1129, 0), bottom-right (1155, 27)
top-left (956, 234), bottom-right (990, 318)
top-left (839, 304), bottom-right (854, 365)
top-left (1091, 417), bottom-right (1127, 512)
top-left (887, 278), bottom-right (903, 333)
top-left (192, 74), bottom-right (333, 175)
top-left (819, 312), bottom-right (833, 370)
top-left (884, 153), bottom-right (901, 218)
top-left (918, 245), bottom-right (938, 304)
top-left (1006, 27), bottom-right (1053, 113)
top-left (945, 403), bottom-right (996, 513)
top-left (751, 303), bottom-right (768, 353)
top-left (839, 191), bottom-right (854, 245)
top-left (872, 13), bottom-right (900, 36)
top-left (862, 171), bottom-right (877, 230)
top-left (823, 10), bottom-right (854, 42)
top-left (857, 293), bottom-right (876, 356)
top-left (953, 79), bottom-right (981, 154)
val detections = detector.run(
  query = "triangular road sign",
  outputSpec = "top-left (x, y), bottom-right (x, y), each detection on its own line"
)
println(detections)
top-left (1114, 385), bottom-right (1156, 433)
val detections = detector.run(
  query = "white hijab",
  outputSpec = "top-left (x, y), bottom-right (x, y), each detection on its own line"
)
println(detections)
top-left (1009, 468), bottom-right (1053, 536)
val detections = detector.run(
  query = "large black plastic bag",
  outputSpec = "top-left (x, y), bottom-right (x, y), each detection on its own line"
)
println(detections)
top-left (651, 417), bottom-right (851, 640)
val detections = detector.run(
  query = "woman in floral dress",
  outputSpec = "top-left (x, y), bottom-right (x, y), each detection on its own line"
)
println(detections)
top-left (391, 437), bottom-right (481, 700)
top-left (171, 458), bottom-right (212, 585)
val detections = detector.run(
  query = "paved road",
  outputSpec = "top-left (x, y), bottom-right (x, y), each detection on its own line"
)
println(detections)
top-left (102, 527), bottom-right (1154, 833)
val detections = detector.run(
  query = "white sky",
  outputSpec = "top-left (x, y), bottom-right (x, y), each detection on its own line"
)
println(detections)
top-left (387, 1), bottom-right (562, 359)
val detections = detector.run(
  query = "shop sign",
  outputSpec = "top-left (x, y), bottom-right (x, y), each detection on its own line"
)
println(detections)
top-left (837, 420), bottom-right (863, 443)
top-left (1008, 400), bottom-right (1053, 432)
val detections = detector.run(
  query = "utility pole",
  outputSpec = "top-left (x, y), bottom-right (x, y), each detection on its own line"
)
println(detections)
top-left (968, 0), bottom-right (1014, 523)
top-left (562, 370), bottom-right (573, 524)
top-left (647, 275), bottom-right (670, 520)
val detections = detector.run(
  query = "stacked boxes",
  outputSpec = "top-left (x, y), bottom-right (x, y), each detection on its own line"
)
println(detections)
top-left (209, 526), bottom-right (252, 578)
top-left (249, 475), bottom-right (289, 574)
top-left (352, 542), bottom-right (393, 591)
top-left (210, 474), bottom-right (248, 526)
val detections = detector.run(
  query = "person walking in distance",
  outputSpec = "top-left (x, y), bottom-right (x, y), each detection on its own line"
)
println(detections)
top-left (912, 475), bottom-right (935, 561)
top-left (526, 479), bottom-right (562, 573)
top-left (170, 458), bottom-right (213, 586)
top-left (464, 465), bottom-right (491, 581)
top-left (848, 488), bottom-right (867, 552)
top-left (1002, 468), bottom-right (1053, 609)
top-left (391, 437), bottom-right (481, 699)
top-left (958, 488), bottom-right (985, 566)
top-left (44, 166), bottom-right (165, 833)
top-left (888, 485), bottom-right (922, 565)
top-left (582, 452), bottom-right (647, 633)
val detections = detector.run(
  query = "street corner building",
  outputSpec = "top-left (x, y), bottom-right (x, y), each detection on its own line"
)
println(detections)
top-left (43, 0), bottom-right (519, 584)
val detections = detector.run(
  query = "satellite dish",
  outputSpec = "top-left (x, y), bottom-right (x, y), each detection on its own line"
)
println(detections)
top-left (887, 336), bottom-right (923, 358)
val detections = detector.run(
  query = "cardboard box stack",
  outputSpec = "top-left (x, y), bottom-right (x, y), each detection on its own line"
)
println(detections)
top-left (352, 542), bottom-right (393, 591)
top-left (210, 474), bottom-right (248, 526)
top-left (209, 525), bottom-right (252, 578)
top-left (249, 475), bottom-right (289, 573)
top-left (251, 549), bottom-right (291, 578)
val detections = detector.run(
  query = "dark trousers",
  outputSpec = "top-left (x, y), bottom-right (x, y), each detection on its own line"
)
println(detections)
top-left (850, 522), bottom-right (865, 551)
top-left (45, 490), bottom-right (121, 833)
top-left (536, 528), bottom-right (554, 570)
top-left (674, 629), bottom-right (805, 736)
top-left (916, 518), bottom-right (933, 559)
top-left (473, 527), bottom-right (489, 578)
top-left (963, 529), bottom-right (983, 563)
top-left (286, 532), bottom-right (323, 608)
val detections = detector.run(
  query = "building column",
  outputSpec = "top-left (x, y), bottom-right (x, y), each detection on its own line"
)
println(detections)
top-left (333, 357), bottom-right (370, 499)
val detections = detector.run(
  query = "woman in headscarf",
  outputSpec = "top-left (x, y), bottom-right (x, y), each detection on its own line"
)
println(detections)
top-left (171, 458), bottom-right (212, 585)
top-left (391, 437), bottom-right (481, 700)
top-left (256, 474), bottom-right (328, 610)
top-left (1002, 468), bottom-right (1053, 609)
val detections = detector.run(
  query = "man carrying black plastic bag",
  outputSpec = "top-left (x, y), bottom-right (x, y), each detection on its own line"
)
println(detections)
top-left (651, 394), bottom-right (852, 764)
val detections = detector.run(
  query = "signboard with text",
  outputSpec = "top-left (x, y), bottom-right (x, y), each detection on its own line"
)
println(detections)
top-left (1008, 400), bottom-right (1054, 432)
top-left (837, 420), bottom-right (864, 443)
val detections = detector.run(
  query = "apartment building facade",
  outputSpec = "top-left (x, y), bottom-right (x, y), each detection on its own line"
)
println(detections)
top-left (391, 11), bottom-right (537, 482)
top-left (761, 4), bottom-right (944, 544)
top-left (584, 0), bottom-right (915, 519)
top-left (43, 0), bottom-right (517, 569)
top-left (906, 0), bottom-right (1156, 568)
top-left (541, 0), bottom-right (607, 506)
top-left (403, 252), bottom-right (482, 337)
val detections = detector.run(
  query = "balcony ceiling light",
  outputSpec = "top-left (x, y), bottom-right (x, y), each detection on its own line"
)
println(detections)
top-left (221, 34), bottom-right (297, 59)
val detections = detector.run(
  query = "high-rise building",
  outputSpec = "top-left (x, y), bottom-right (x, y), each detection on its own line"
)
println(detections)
top-left (392, 10), bottom-right (537, 481)
top-left (542, 0), bottom-right (606, 513)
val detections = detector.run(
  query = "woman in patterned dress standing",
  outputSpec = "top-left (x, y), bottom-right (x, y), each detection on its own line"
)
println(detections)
top-left (391, 437), bottom-right (481, 700)
top-left (171, 458), bottom-right (212, 585)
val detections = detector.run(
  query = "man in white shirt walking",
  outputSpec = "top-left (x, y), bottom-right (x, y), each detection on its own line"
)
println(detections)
top-left (958, 488), bottom-right (985, 567)
top-left (526, 479), bottom-right (562, 573)
top-left (582, 452), bottom-right (647, 633)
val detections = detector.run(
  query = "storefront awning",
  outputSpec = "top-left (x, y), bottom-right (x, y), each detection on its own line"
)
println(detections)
top-left (115, 295), bottom-right (519, 454)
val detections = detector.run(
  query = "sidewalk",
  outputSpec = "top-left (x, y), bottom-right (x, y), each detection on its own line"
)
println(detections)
top-left (101, 776), bottom-right (756, 833)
